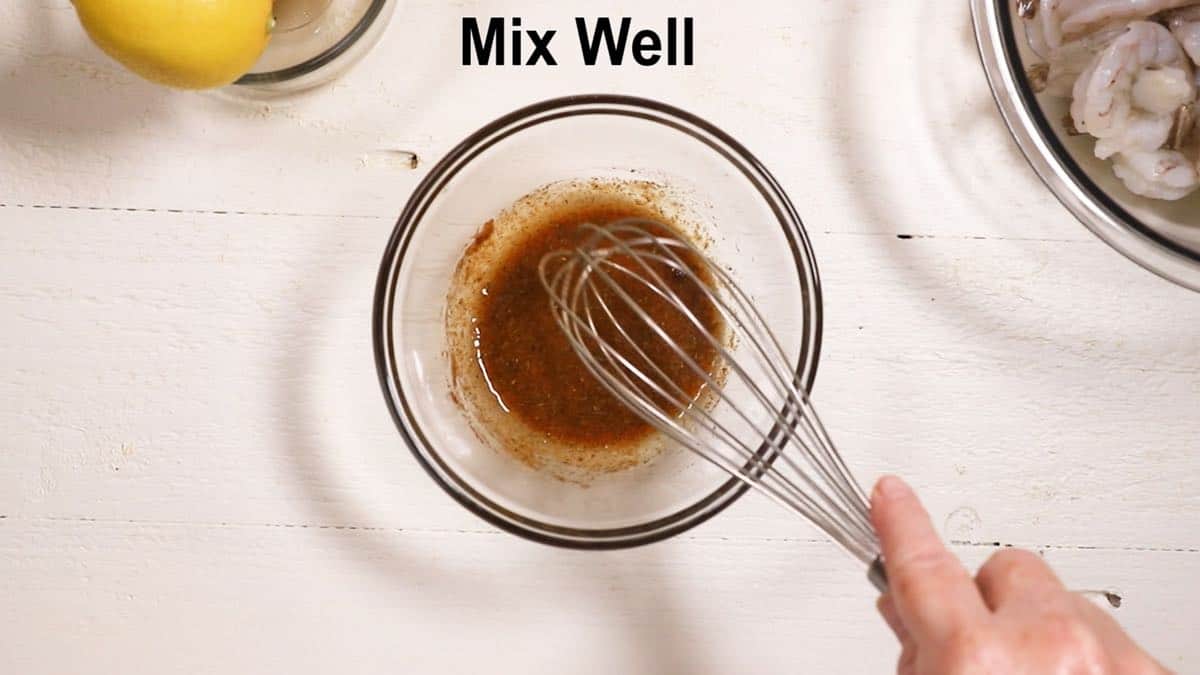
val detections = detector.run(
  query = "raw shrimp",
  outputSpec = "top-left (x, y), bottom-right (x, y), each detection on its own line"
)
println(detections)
top-left (1111, 148), bottom-right (1199, 199)
top-left (1060, 0), bottom-right (1196, 40)
top-left (1165, 6), bottom-right (1200, 64)
top-left (1022, 0), bottom-right (1196, 53)
top-left (1022, 0), bottom-right (1065, 58)
top-left (1021, 3), bottom-right (1200, 201)
top-left (1034, 27), bottom-right (1126, 96)
top-left (1070, 22), bottom-right (1195, 159)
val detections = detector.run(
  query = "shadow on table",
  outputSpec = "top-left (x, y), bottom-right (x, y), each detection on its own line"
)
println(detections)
top-left (821, 1), bottom-right (1195, 341)
top-left (822, 2), bottom-right (1036, 239)
top-left (274, 218), bottom-right (706, 672)
top-left (573, 551), bottom-right (712, 674)
top-left (0, 4), bottom-right (178, 144)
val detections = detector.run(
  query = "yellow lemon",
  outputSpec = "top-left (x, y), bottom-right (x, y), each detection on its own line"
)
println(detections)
top-left (73, 0), bottom-right (274, 90)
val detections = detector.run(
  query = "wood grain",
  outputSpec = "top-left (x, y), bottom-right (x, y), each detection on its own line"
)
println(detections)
top-left (1, 519), bottom-right (1195, 674)
top-left (2, 0), bottom-right (1198, 673)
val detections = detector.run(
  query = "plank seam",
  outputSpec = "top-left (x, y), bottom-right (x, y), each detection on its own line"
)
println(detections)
top-left (2, 515), bottom-right (1195, 553)
top-left (0, 203), bottom-right (383, 220)
top-left (949, 539), bottom-right (1199, 554)
top-left (825, 230), bottom-right (1097, 244)
top-left (0, 203), bottom-right (1100, 242)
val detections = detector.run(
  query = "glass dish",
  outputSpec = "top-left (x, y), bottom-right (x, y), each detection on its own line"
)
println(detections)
top-left (372, 95), bottom-right (824, 548)
top-left (971, 0), bottom-right (1200, 292)
top-left (229, 0), bottom-right (394, 97)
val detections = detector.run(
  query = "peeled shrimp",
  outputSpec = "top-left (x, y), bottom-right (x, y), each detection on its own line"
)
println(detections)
top-left (1070, 22), bottom-right (1195, 159)
top-left (1061, 0), bottom-right (1197, 39)
top-left (1166, 6), bottom-right (1200, 64)
top-left (1023, 0), bottom-right (1197, 54)
top-left (1111, 148), bottom-right (1199, 199)
top-left (1020, 3), bottom-right (1200, 201)
top-left (1036, 27), bottom-right (1126, 97)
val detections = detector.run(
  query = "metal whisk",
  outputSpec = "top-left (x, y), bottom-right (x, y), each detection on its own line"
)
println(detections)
top-left (539, 219), bottom-right (887, 591)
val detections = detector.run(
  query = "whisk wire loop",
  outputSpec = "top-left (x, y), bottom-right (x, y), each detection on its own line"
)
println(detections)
top-left (539, 220), bottom-right (885, 587)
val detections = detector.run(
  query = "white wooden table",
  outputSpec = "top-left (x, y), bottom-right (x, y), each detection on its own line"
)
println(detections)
top-left (3, 1), bottom-right (1198, 673)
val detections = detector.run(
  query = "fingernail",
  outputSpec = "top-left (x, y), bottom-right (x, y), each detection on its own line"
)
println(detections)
top-left (874, 475), bottom-right (911, 501)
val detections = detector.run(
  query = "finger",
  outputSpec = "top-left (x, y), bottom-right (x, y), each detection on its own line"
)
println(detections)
top-left (975, 549), bottom-right (1065, 611)
top-left (1071, 595), bottom-right (1171, 672)
top-left (871, 475), bottom-right (988, 643)
top-left (1070, 594), bottom-right (1133, 646)
top-left (877, 594), bottom-right (912, 644)
top-left (897, 644), bottom-right (918, 675)
top-left (879, 596), bottom-right (919, 675)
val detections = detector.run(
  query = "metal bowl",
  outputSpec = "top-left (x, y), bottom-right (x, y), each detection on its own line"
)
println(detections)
top-left (971, 0), bottom-right (1200, 292)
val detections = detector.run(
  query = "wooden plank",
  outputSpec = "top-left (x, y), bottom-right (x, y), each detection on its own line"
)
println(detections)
top-left (0, 2), bottom-right (1088, 243)
top-left (0, 518), bottom-right (1193, 674)
top-left (3, 1), bottom-right (1198, 671)
top-left (2, 209), bottom-right (1197, 551)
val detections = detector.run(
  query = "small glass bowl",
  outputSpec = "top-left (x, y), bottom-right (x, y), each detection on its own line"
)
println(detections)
top-left (372, 95), bottom-right (824, 548)
top-left (971, 0), bottom-right (1200, 292)
top-left (229, 0), bottom-right (394, 97)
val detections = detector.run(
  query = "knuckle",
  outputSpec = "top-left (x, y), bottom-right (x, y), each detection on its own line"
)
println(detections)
top-left (896, 546), bottom-right (958, 578)
top-left (991, 548), bottom-right (1043, 574)
top-left (991, 547), bottom-right (1042, 568)
top-left (982, 548), bottom-right (1047, 587)
top-left (1041, 610), bottom-right (1087, 643)
top-left (937, 627), bottom-right (993, 673)
top-left (1039, 611), bottom-right (1107, 670)
top-left (890, 548), bottom-right (960, 600)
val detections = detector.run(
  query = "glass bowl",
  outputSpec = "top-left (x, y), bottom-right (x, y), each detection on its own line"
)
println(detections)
top-left (229, 0), bottom-right (394, 97)
top-left (971, 0), bottom-right (1200, 292)
top-left (372, 95), bottom-right (823, 548)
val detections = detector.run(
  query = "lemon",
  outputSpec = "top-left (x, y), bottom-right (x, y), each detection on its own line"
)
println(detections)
top-left (73, 0), bottom-right (274, 90)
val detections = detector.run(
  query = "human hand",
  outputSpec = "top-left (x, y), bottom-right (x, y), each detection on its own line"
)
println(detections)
top-left (869, 475), bottom-right (1171, 674)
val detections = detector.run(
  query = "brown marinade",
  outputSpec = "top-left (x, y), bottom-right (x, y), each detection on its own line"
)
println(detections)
top-left (475, 202), bottom-right (722, 449)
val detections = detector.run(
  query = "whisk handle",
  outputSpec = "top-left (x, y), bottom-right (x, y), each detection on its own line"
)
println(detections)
top-left (868, 556), bottom-right (889, 593)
